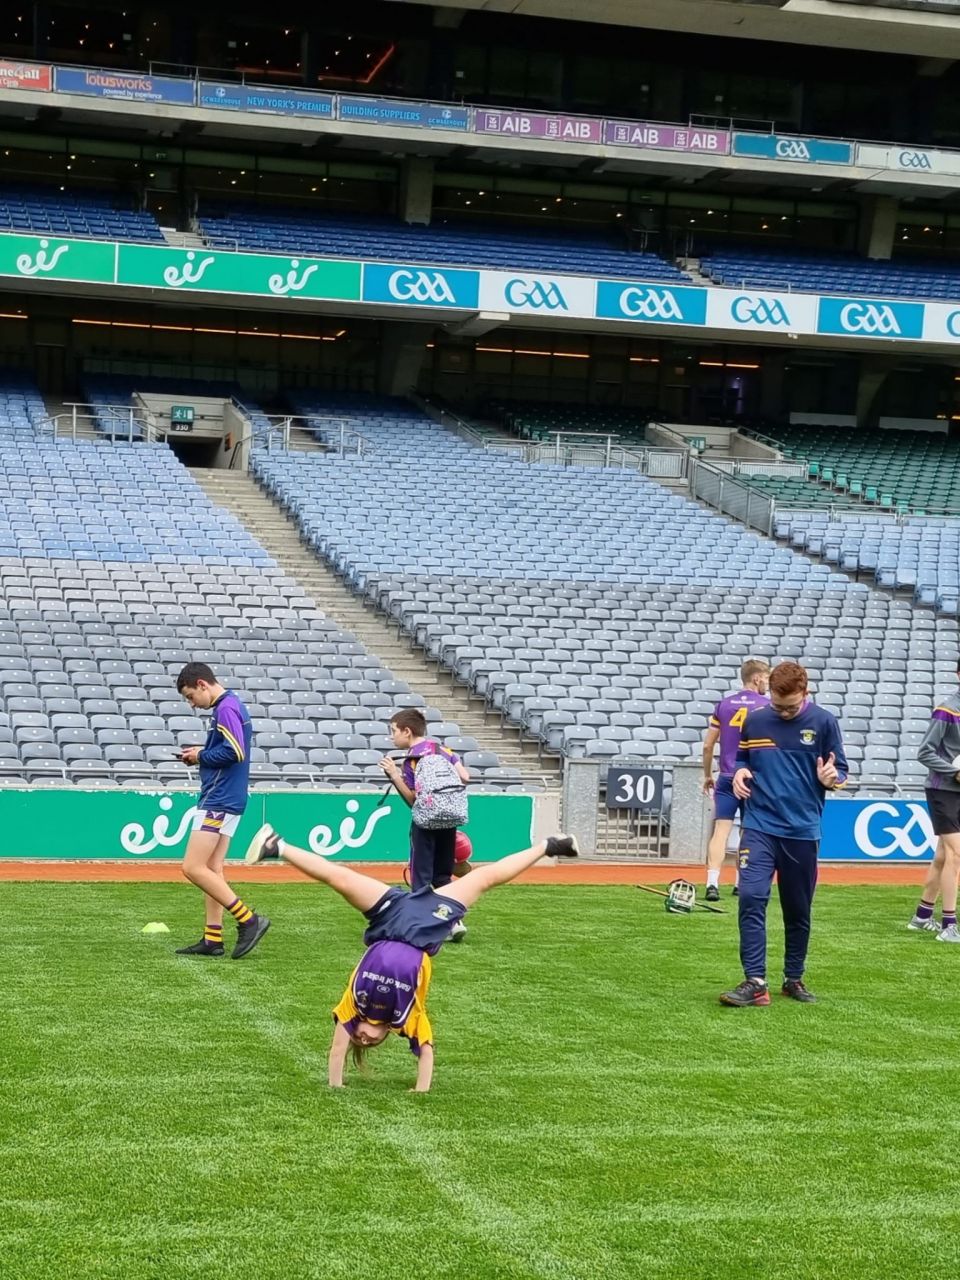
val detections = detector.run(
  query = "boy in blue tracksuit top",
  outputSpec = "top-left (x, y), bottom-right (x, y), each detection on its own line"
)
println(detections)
top-left (175, 662), bottom-right (269, 960)
top-left (720, 661), bottom-right (848, 1007)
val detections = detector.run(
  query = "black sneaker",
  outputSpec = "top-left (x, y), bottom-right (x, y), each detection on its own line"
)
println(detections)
top-left (705, 885), bottom-right (720, 903)
top-left (244, 823), bottom-right (281, 865)
top-left (732, 885), bottom-right (739, 897)
top-left (719, 978), bottom-right (770, 1007)
top-left (232, 913), bottom-right (271, 959)
top-left (545, 834), bottom-right (580, 859)
top-left (781, 978), bottom-right (816, 1003)
top-left (175, 939), bottom-right (225, 957)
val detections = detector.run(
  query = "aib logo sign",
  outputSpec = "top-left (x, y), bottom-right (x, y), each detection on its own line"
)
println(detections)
top-left (731, 295), bottom-right (791, 327)
top-left (504, 277), bottom-right (568, 311)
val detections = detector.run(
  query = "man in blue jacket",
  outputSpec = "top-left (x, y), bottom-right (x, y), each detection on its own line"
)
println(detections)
top-left (175, 662), bottom-right (269, 959)
top-left (720, 661), bottom-right (848, 1007)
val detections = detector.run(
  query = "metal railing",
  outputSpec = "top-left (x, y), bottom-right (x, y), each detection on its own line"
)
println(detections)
top-left (251, 413), bottom-right (372, 457)
top-left (690, 457), bottom-right (777, 535)
top-left (42, 402), bottom-right (154, 444)
top-left (710, 459), bottom-right (807, 479)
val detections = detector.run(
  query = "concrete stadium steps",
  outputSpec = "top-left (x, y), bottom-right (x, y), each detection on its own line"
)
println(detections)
top-left (190, 467), bottom-right (560, 786)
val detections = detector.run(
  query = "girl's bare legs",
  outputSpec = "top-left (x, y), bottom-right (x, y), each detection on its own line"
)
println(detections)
top-left (435, 836), bottom-right (576, 910)
top-left (257, 835), bottom-right (387, 913)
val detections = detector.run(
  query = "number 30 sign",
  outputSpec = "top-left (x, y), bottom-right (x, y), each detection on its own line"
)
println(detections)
top-left (606, 767), bottom-right (664, 811)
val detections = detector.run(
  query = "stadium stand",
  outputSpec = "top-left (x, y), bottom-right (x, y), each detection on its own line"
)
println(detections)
top-left (252, 395), bottom-right (957, 789)
top-left (200, 207), bottom-right (687, 282)
top-left (0, 375), bottom-right (499, 787)
top-left (699, 247), bottom-right (960, 301)
top-left (0, 186), bottom-right (163, 244)
top-left (742, 423), bottom-right (960, 513)
top-left (774, 511), bottom-right (960, 614)
top-left (488, 401), bottom-right (652, 446)
top-left (0, 373), bottom-right (50, 440)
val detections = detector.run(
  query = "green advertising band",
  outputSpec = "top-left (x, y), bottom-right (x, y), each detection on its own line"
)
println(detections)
top-left (0, 789), bottom-right (534, 862)
top-left (2, 231), bottom-right (959, 346)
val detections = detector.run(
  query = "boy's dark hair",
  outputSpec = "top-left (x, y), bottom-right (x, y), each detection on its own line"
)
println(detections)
top-left (176, 662), bottom-right (218, 692)
top-left (390, 708), bottom-right (427, 737)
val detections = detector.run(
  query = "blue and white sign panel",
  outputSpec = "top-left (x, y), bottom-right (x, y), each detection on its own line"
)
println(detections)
top-left (479, 271), bottom-right (596, 317)
top-left (817, 297), bottom-right (925, 341)
top-left (339, 96), bottom-right (469, 131)
top-left (362, 264), bottom-right (480, 309)
top-left (858, 143), bottom-right (960, 178)
top-left (198, 82), bottom-right (334, 117)
top-left (705, 289), bottom-right (818, 335)
top-left (733, 133), bottom-right (854, 166)
top-left (923, 302), bottom-right (960, 345)
top-left (821, 797), bottom-right (936, 862)
top-left (595, 281), bottom-right (708, 326)
top-left (54, 66), bottom-right (195, 105)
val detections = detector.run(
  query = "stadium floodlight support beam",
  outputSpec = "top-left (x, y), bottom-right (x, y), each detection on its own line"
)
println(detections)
top-left (445, 311), bottom-right (510, 338)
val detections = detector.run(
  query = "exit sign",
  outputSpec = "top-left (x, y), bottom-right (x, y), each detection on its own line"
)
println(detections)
top-left (170, 405), bottom-right (194, 424)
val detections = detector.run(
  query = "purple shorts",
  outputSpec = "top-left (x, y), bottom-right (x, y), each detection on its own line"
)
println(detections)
top-left (714, 774), bottom-right (742, 823)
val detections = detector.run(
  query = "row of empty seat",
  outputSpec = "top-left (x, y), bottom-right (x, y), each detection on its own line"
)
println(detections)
top-left (0, 375), bottom-right (506, 787)
top-left (745, 422), bottom-right (960, 514)
top-left (200, 206), bottom-right (688, 282)
top-left (253, 394), bottom-right (960, 788)
top-left (701, 247), bottom-right (960, 301)
top-left (0, 185), bottom-right (163, 243)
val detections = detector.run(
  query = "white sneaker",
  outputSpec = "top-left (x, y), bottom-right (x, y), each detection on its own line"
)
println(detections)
top-left (908, 915), bottom-right (941, 933)
top-left (448, 920), bottom-right (467, 943)
top-left (936, 923), bottom-right (960, 943)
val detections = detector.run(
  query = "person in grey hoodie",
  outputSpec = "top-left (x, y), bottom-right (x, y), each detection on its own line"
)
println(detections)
top-left (911, 660), bottom-right (960, 941)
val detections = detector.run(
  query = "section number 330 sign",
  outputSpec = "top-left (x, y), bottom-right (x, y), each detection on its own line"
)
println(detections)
top-left (606, 766), bottom-right (664, 811)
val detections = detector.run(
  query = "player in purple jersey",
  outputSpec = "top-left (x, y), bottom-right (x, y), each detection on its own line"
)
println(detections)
top-left (242, 824), bottom-right (580, 1092)
top-left (702, 659), bottom-right (770, 902)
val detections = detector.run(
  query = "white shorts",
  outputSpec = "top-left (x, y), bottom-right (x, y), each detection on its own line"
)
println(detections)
top-left (192, 810), bottom-right (242, 838)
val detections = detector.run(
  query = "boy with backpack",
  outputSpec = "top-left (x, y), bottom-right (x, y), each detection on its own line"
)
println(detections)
top-left (379, 709), bottom-right (471, 940)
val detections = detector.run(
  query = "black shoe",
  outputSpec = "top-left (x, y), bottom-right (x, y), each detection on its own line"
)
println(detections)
top-left (705, 885), bottom-right (720, 903)
top-left (175, 939), bottom-right (225, 957)
top-left (545, 834), bottom-right (580, 859)
top-left (781, 978), bottom-right (816, 1003)
top-left (732, 885), bottom-right (739, 897)
top-left (232, 913), bottom-right (271, 959)
top-left (719, 978), bottom-right (770, 1007)
top-left (244, 823), bottom-right (281, 865)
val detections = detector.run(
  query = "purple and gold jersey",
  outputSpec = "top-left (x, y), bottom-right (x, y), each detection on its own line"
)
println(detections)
top-left (710, 689), bottom-right (769, 777)
top-left (197, 690), bottom-right (251, 814)
top-left (332, 939), bottom-right (433, 1056)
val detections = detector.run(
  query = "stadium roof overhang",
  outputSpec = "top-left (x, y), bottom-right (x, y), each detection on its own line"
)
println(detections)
top-left (422, 0), bottom-right (960, 58)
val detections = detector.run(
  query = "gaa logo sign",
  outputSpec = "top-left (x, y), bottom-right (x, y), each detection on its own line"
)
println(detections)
top-left (852, 802), bottom-right (935, 860)
top-left (504, 277), bottom-right (569, 311)
top-left (388, 270), bottom-right (456, 305)
top-left (731, 294), bottom-right (791, 327)
top-left (619, 287), bottom-right (685, 321)
top-left (775, 138), bottom-right (811, 160)
top-left (838, 302), bottom-right (902, 336)
top-left (897, 150), bottom-right (933, 171)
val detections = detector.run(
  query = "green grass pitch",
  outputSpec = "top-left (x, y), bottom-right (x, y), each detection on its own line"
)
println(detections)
top-left (2, 880), bottom-right (959, 1280)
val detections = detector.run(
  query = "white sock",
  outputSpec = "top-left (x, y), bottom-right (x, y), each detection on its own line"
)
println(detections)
top-left (706, 869), bottom-right (720, 889)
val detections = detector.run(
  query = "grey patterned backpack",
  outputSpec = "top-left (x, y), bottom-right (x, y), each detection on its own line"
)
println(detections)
top-left (410, 746), bottom-right (468, 830)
